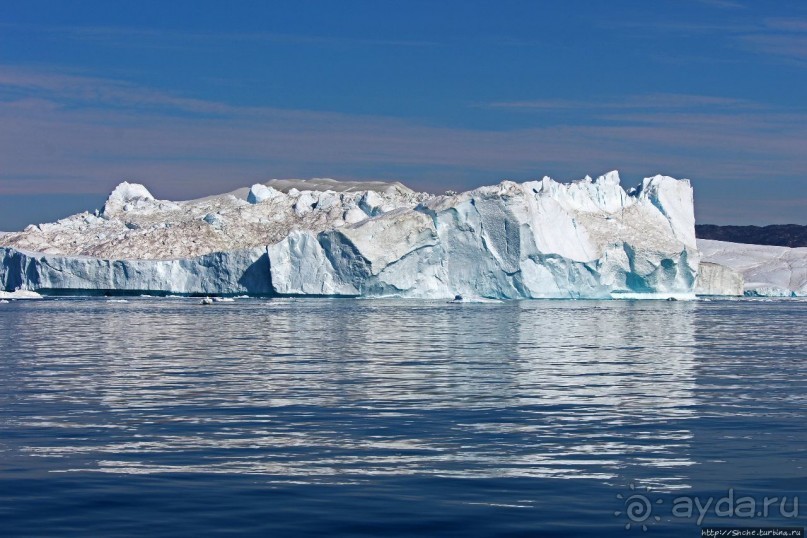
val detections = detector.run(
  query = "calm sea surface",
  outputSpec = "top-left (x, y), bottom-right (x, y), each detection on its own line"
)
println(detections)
top-left (1, 297), bottom-right (805, 537)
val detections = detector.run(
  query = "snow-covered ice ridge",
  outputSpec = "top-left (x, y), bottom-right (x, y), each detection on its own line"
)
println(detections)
top-left (0, 172), bottom-right (703, 299)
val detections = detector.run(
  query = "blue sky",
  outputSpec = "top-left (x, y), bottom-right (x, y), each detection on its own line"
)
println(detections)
top-left (1, 0), bottom-right (806, 229)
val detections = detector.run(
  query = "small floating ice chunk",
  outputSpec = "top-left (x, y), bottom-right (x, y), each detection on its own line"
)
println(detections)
top-left (0, 290), bottom-right (43, 300)
top-left (744, 286), bottom-right (796, 298)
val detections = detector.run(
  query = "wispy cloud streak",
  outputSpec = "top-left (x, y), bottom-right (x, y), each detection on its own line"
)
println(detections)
top-left (486, 93), bottom-right (759, 111)
top-left (0, 22), bottom-right (441, 50)
top-left (0, 66), bottom-right (805, 225)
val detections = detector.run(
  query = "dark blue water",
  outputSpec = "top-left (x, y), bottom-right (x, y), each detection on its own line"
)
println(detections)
top-left (1, 298), bottom-right (805, 536)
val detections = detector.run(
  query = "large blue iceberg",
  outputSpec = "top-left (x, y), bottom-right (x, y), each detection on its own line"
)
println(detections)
top-left (1, 172), bottom-right (703, 299)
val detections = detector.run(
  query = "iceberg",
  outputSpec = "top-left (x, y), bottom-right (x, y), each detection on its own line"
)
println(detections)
top-left (698, 239), bottom-right (806, 297)
top-left (694, 262), bottom-right (744, 297)
top-left (0, 289), bottom-right (43, 300)
top-left (1, 171), bottom-right (703, 299)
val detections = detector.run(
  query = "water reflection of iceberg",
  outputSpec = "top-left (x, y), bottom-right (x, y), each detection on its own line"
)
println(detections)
top-left (510, 301), bottom-right (697, 489)
top-left (3, 299), bottom-right (697, 491)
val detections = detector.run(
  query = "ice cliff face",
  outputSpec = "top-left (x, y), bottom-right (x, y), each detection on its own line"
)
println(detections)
top-left (0, 172), bottom-right (701, 298)
top-left (698, 239), bottom-right (806, 297)
top-left (0, 247), bottom-right (271, 296)
top-left (694, 262), bottom-right (744, 296)
top-left (268, 172), bottom-right (699, 298)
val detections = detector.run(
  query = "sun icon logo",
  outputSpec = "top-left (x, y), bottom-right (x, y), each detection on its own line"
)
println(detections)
top-left (614, 483), bottom-right (664, 531)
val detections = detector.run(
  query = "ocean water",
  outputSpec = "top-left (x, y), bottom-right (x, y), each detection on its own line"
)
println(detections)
top-left (0, 297), bottom-right (805, 537)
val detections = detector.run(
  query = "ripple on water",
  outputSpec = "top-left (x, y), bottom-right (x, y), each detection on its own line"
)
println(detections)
top-left (1, 298), bottom-right (806, 536)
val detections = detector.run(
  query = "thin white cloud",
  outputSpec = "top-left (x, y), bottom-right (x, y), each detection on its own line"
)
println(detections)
top-left (740, 33), bottom-right (807, 61)
top-left (485, 93), bottom-right (758, 111)
top-left (694, 0), bottom-right (747, 10)
top-left (0, 22), bottom-right (441, 49)
top-left (763, 18), bottom-right (807, 32)
top-left (0, 66), bottom-right (805, 226)
top-left (606, 13), bottom-right (807, 65)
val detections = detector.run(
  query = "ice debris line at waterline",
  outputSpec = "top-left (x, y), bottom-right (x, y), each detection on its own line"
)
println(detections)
top-left (0, 171), bottom-right (800, 298)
